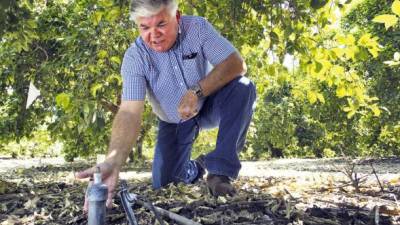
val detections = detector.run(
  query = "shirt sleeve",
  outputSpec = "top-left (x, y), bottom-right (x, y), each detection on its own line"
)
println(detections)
top-left (199, 18), bottom-right (237, 66)
top-left (121, 44), bottom-right (146, 101)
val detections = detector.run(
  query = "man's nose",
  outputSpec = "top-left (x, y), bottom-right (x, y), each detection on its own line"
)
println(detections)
top-left (150, 28), bottom-right (161, 38)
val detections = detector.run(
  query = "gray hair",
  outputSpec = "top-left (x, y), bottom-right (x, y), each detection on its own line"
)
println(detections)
top-left (130, 0), bottom-right (178, 22)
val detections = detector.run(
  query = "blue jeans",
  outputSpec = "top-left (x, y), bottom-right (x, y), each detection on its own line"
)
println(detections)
top-left (152, 76), bottom-right (256, 189)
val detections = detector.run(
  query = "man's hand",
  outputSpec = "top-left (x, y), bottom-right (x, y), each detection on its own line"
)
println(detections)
top-left (75, 162), bottom-right (120, 212)
top-left (178, 90), bottom-right (199, 121)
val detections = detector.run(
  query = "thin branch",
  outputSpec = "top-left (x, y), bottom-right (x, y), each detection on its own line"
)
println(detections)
top-left (284, 188), bottom-right (299, 201)
top-left (136, 199), bottom-right (202, 225)
top-left (370, 162), bottom-right (384, 192)
top-left (34, 43), bottom-right (49, 61)
top-left (100, 98), bottom-right (119, 115)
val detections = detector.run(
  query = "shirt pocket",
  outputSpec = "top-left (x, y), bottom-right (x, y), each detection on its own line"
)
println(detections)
top-left (182, 52), bottom-right (205, 86)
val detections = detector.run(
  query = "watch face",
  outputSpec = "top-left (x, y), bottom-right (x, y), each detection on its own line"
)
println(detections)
top-left (190, 85), bottom-right (203, 98)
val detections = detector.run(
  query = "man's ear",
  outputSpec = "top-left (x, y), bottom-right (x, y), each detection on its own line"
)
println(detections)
top-left (176, 10), bottom-right (181, 22)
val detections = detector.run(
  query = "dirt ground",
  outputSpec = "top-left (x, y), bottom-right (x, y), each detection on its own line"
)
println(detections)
top-left (0, 157), bottom-right (399, 225)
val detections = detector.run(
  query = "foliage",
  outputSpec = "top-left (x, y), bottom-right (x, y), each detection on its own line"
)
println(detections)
top-left (372, 0), bottom-right (400, 66)
top-left (372, 0), bottom-right (400, 30)
top-left (1, 129), bottom-right (61, 158)
top-left (1, 0), bottom-right (134, 160)
top-left (192, 128), bottom-right (218, 159)
top-left (342, 0), bottom-right (400, 156)
top-left (1, 0), bottom-right (400, 159)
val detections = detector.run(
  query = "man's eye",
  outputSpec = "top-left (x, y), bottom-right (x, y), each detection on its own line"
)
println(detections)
top-left (141, 27), bottom-right (149, 30)
top-left (158, 24), bottom-right (166, 27)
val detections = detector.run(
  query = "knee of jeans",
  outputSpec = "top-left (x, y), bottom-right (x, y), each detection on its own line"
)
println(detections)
top-left (235, 76), bottom-right (256, 101)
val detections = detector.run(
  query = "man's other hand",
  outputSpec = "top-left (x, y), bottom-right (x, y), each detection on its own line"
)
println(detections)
top-left (75, 162), bottom-right (119, 212)
top-left (178, 90), bottom-right (199, 121)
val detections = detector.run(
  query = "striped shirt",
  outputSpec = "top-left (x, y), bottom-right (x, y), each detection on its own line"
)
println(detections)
top-left (121, 15), bottom-right (237, 123)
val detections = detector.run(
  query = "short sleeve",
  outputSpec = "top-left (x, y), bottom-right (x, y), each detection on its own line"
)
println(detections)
top-left (199, 18), bottom-right (237, 66)
top-left (121, 45), bottom-right (146, 101)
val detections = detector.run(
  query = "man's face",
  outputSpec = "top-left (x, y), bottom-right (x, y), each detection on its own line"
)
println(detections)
top-left (137, 8), bottom-right (179, 52)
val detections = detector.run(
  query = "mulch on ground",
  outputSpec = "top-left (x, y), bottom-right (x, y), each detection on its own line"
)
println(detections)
top-left (1, 160), bottom-right (399, 225)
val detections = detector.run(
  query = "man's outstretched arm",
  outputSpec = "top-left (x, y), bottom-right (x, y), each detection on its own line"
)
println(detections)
top-left (105, 100), bottom-right (145, 169)
top-left (76, 100), bottom-right (144, 211)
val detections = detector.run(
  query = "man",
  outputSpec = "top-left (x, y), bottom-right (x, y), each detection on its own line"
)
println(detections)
top-left (76, 0), bottom-right (256, 210)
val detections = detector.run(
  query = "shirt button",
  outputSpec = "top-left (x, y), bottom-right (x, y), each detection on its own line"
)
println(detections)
top-left (174, 66), bottom-right (178, 70)
top-left (180, 82), bottom-right (184, 86)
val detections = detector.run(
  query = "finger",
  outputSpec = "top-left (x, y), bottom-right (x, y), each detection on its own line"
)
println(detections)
top-left (180, 110), bottom-right (191, 120)
top-left (83, 194), bottom-right (89, 213)
top-left (75, 166), bottom-right (96, 180)
top-left (83, 181), bottom-right (92, 213)
top-left (178, 106), bottom-right (185, 119)
top-left (183, 106), bottom-right (191, 113)
top-left (106, 187), bottom-right (116, 208)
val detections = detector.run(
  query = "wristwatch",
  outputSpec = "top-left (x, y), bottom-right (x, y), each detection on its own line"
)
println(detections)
top-left (189, 83), bottom-right (204, 98)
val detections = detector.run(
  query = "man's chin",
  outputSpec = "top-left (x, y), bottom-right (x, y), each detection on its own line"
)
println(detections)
top-left (151, 46), bottom-right (168, 52)
top-left (149, 43), bottom-right (173, 52)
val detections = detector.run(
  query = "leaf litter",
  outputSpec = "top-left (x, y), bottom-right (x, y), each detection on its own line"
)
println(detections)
top-left (0, 160), bottom-right (399, 225)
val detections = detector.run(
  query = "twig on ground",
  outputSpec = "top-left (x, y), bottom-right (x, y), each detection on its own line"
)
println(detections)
top-left (217, 200), bottom-right (274, 210)
top-left (284, 188), bottom-right (300, 201)
top-left (339, 159), bottom-right (367, 193)
top-left (370, 162), bottom-right (384, 192)
top-left (136, 199), bottom-right (202, 225)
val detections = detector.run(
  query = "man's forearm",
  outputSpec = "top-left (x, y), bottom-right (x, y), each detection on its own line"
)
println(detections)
top-left (105, 107), bottom-right (142, 170)
top-left (199, 52), bottom-right (247, 97)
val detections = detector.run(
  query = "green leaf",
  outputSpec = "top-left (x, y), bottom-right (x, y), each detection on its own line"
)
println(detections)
top-left (343, 46), bottom-right (358, 60)
top-left (307, 91), bottom-right (317, 104)
top-left (105, 7), bottom-right (120, 22)
top-left (392, 0), bottom-right (400, 16)
top-left (277, 74), bottom-right (288, 85)
top-left (97, 50), bottom-right (108, 59)
top-left (99, 0), bottom-right (113, 7)
top-left (337, 34), bottom-right (355, 46)
top-left (317, 93), bottom-right (325, 104)
top-left (347, 110), bottom-right (356, 119)
top-left (370, 104), bottom-right (381, 117)
top-left (331, 65), bottom-right (345, 77)
top-left (372, 14), bottom-right (399, 30)
top-left (343, 106), bottom-right (352, 112)
top-left (92, 11), bottom-right (103, 26)
top-left (267, 65), bottom-right (276, 76)
top-left (336, 86), bottom-right (348, 98)
top-left (110, 56), bottom-right (121, 65)
top-left (55, 93), bottom-right (71, 110)
top-left (90, 83), bottom-right (103, 97)
top-left (368, 97), bottom-right (379, 102)
top-left (332, 48), bottom-right (345, 58)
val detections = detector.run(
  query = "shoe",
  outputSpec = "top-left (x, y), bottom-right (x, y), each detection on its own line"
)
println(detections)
top-left (191, 154), bottom-right (206, 183)
top-left (206, 174), bottom-right (237, 197)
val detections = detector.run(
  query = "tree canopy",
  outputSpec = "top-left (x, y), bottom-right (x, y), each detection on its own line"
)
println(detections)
top-left (1, 0), bottom-right (399, 160)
